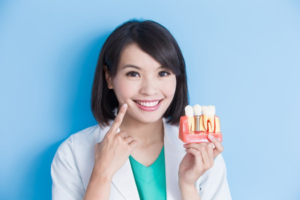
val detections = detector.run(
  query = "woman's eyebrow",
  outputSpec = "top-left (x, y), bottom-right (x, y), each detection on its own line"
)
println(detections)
top-left (122, 64), bottom-right (141, 70)
top-left (122, 64), bottom-right (166, 70)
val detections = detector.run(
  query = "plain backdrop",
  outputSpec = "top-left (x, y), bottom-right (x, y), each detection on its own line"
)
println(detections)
top-left (0, 1), bottom-right (299, 199)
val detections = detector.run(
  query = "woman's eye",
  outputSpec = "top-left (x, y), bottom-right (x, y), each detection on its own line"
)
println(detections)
top-left (159, 71), bottom-right (171, 77)
top-left (126, 71), bottom-right (140, 77)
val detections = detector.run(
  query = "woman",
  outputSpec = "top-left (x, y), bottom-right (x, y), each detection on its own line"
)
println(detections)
top-left (51, 19), bottom-right (231, 200)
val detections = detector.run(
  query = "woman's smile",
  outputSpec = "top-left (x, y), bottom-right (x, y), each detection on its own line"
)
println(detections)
top-left (133, 99), bottom-right (164, 111)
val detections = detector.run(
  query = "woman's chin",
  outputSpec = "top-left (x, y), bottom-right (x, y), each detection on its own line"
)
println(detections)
top-left (128, 112), bottom-right (164, 125)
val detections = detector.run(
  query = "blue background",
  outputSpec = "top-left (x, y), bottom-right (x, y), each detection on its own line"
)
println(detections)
top-left (1, 1), bottom-right (299, 199)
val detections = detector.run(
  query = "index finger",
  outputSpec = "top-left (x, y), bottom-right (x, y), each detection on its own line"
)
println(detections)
top-left (109, 103), bottom-right (128, 135)
top-left (208, 134), bottom-right (224, 158)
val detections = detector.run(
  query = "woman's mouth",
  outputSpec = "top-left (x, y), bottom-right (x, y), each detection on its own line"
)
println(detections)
top-left (133, 99), bottom-right (163, 111)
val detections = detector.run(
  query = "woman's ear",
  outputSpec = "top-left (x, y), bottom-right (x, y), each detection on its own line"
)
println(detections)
top-left (104, 65), bottom-right (113, 89)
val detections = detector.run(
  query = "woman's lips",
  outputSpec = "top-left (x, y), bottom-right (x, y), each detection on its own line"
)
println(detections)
top-left (133, 99), bottom-right (163, 111)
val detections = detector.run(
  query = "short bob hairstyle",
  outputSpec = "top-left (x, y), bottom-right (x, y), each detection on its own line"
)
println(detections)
top-left (91, 19), bottom-right (189, 128)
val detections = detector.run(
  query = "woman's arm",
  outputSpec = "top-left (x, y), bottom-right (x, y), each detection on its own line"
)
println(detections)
top-left (83, 169), bottom-right (112, 200)
top-left (179, 183), bottom-right (201, 200)
top-left (52, 104), bottom-right (138, 200)
top-left (84, 103), bottom-right (138, 200)
top-left (179, 134), bottom-right (230, 200)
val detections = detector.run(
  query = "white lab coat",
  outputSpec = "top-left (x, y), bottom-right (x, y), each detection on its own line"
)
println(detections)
top-left (51, 117), bottom-right (232, 200)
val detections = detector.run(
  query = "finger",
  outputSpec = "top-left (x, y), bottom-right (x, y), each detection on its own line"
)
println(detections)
top-left (185, 148), bottom-right (202, 164)
top-left (124, 136), bottom-right (133, 143)
top-left (199, 146), bottom-right (211, 170)
top-left (108, 103), bottom-right (128, 135)
top-left (207, 143), bottom-right (214, 166)
top-left (118, 131), bottom-right (128, 138)
top-left (208, 134), bottom-right (224, 158)
top-left (184, 143), bottom-right (208, 151)
top-left (128, 140), bottom-right (138, 151)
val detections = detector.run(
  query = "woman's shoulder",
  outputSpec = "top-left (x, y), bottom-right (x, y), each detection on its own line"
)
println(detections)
top-left (61, 124), bottom-right (101, 148)
top-left (55, 123), bottom-right (113, 162)
top-left (51, 124), bottom-right (106, 197)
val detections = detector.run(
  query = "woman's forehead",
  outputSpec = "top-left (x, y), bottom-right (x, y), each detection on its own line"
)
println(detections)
top-left (118, 43), bottom-right (163, 71)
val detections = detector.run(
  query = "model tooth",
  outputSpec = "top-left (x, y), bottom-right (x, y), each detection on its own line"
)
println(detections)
top-left (203, 115), bottom-right (214, 133)
top-left (215, 117), bottom-right (221, 133)
top-left (193, 104), bottom-right (202, 115)
top-left (209, 105), bottom-right (215, 115)
top-left (202, 105), bottom-right (215, 132)
top-left (185, 105), bottom-right (194, 117)
top-left (202, 105), bottom-right (215, 116)
top-left (185, 105), bottom-right (195, 132)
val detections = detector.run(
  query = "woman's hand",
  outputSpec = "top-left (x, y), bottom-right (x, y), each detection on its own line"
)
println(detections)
top-left (93, 103), bottom-right (139, 180)
top-left (178, 135), bottom-right (224, 189)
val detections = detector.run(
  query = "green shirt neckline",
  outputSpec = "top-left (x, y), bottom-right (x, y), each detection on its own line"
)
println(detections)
top-left (129, 146), bottom-right (165, 183)
top-left (129, 146), bottom-right (166, 199)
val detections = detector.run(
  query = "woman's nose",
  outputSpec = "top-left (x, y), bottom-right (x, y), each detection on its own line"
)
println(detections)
top-left (139, 77), bottom-right (158, 96)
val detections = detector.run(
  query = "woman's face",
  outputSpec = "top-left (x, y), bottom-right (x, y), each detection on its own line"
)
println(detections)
top-left (106, 43), bottom-right (177, 124)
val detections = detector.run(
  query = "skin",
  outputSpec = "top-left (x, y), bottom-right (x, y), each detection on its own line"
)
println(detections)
top-left (84, 43), bottom-right (224, 200)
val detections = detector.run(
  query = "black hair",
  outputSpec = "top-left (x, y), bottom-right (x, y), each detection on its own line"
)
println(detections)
top-left (91, 19), bottom-right (189, 128)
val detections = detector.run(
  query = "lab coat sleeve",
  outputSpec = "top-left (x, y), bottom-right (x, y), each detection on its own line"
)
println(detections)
top-left (51, 135), bottom-right (85, 200)
top-left (198, 154), bottom-right (232, 200)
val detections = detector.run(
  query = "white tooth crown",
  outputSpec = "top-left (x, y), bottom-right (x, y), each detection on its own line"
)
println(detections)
top-left (202, 105), bottom-right (215, 116)
top-left (185, 105), bottom-right (194, 117)
top-left (137, 101), bottom-right (159, 107)
top-left (193, 104), bottom-right (202, 115)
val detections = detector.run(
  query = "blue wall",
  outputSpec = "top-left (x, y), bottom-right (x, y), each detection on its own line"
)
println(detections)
top-left (1, 1), bottom-right (299, 199)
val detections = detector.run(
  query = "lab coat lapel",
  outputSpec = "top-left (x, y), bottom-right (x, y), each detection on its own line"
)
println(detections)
top-left (111, 159), bottom-right (140, 200)
top-left (163, 118), bottom-right (201, 199)
top-left (163, 118), bottom-right (185, 200)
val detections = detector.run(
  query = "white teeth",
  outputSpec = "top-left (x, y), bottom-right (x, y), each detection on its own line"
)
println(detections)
top-left (202, 105), bottom-right (215, 116)
top-left (193, 104), bottom-right (202, 115)
top-left (136, 101), bottom-right (159, 107)
top-left (185, 105), bottom-right (194, 117)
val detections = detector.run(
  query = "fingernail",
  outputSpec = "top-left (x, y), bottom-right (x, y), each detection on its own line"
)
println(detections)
top-left (208, 134), bottom-right (215, 140)
top-left (123, 103), bottom-right (128, 108)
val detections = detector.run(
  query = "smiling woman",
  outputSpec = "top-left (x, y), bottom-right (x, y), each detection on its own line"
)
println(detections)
top-left (91, 20), bottom-right (188, 128)
top-left (103, 42), bottom-right (177, 123)
top-left (51, 19), bottom-right (232, 200)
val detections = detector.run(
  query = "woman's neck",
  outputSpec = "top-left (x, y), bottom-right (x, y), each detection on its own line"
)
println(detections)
top-left (119, 114), bottom-right (164, 146)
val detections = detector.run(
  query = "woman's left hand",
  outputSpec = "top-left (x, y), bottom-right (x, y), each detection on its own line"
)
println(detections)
top-left (178, 135), bottom-right (224, 187)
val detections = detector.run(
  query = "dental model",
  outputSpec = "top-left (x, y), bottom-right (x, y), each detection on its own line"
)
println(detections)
top-left (201, 106), bottom-right (221, 133)
top-left (185, 105), bottom-right (194, 133)
top-left (179, 104), bottom-right (222, 143)
top-left (193, 104), bottom-right (202, 131)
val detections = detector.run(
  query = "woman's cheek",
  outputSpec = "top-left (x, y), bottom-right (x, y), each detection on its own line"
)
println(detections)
top-left (113, 79), bottom-right (137, 102)
top-left (163, 77), bottom-right (176, 97)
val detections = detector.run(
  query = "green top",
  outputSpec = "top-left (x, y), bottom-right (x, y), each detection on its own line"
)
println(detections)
top-left (129, 146), bottom-right (166, 200)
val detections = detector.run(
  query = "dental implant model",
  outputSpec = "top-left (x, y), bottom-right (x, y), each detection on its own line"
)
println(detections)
top-left (179, 104), bottom-right (222, 143)
top-left (193, 104), bottom-right (202, 132)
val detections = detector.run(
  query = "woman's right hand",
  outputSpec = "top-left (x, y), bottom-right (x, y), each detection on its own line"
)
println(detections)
top-left (93, 103), bottom-right (138, 180)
